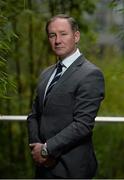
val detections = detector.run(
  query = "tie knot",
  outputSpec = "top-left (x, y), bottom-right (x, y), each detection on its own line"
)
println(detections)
top-left (56, 62), bottom-right (63, 72)
top-left (57, 61), bottom-right (63, 68)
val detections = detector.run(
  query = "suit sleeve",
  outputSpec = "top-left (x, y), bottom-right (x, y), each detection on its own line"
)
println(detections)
top-left (27, 70), bottom-right (44, 144)
top-left (27, 65), bottom-right (56, 144)
top-left (47, 68), bottom-right (105, 157)
top-left (27, 94), bottom-right (41, 143)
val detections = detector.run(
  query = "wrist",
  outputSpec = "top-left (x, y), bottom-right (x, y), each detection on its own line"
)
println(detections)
top-left (41, 143), bottom-right (49, 158)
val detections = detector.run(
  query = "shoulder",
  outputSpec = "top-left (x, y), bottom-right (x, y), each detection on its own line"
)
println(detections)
top-left (76, 57), bottom-right (105, 89)
top-left (38, 64), bottom-right (55, 80)
top-left (77, 58), bottom-right (105, 96)
top-left (83, 58), bottom-right (101, 71)
top-left (80, 57), bottom-right (104, 78)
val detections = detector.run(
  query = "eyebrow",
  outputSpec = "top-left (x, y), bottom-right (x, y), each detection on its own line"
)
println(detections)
top-left (49, 30), bottom-right (68, 34)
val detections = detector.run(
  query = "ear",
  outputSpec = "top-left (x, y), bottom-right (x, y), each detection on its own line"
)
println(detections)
top-left (74, 31), bottom-right (80, 43)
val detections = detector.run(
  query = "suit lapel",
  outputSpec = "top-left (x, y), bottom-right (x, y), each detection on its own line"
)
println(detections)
top-left (39, 55), bottom-right (85, 107)
top-left (47, 55), bottom-right (85, 95)
top-left (59, 54), bottom-right (84, 83)
top-left (38, 65), bottom-right (56, 106)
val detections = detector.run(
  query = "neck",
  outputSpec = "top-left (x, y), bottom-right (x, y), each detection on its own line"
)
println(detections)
top-left (59, 48), bottom-right (78, 61)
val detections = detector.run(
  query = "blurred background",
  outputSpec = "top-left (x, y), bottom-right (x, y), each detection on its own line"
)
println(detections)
top-left (0, 0), bottom-right (124, 178)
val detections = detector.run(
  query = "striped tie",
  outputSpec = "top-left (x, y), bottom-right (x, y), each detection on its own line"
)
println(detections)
top-left (44, 62), bottom-right (63, 105)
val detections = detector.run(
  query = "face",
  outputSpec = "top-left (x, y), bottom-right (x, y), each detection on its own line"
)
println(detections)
top-left (47, 18), bottom-right (80, 59)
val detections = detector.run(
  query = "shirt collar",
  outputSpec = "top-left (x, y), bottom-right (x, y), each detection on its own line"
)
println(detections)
top-left (61, 48), bottom-right (81, 68)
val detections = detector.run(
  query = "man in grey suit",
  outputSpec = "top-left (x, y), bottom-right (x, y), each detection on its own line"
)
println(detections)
top-left (27, 14), bottom-right (105, 179)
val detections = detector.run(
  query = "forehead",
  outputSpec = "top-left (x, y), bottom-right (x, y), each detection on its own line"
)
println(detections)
top-left (48, 18), bottom-right (72, 32)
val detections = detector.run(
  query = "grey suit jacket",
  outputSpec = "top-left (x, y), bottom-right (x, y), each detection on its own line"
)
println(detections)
top-left (27, 54), bottom-right (105, 178)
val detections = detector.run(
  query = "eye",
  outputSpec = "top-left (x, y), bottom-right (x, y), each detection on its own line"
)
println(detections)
top-left (48, 33), bottom-right (56, 38)
top-left (61, 32), bottom-right (67, 36)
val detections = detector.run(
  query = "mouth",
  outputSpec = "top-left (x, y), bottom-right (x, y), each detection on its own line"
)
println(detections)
top-left (55, 46), bottom-right (64, 50)
top-left (55, 46), bottom-right (62, 48)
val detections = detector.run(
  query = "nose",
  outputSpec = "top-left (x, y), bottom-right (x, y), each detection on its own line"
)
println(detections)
top-left (55, 35), bottom-right (61, 44)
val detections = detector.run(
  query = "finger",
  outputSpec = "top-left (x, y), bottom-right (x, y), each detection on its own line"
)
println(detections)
top-left (29, 143), bottom-right (36, 150)
top-left (29, 143), bottom-right (36, 147)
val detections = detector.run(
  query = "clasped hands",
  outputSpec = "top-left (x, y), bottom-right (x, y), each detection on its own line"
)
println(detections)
top-left (29, 143), bottom-right (56, 167)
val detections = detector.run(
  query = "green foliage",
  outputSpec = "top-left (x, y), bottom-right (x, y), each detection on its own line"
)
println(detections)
top-left (0, 0), bottom-right (124, 179)
top-left (94, 123), bottom-right (124, 179)
top-left (0, 121), bottom-right (34, 178)
top-left (0, 14), bottom-right (16, 98)
top-left (108, 0), bottom-right (124, 45)
top-left (91, 55), bottom-right (124, 179)
top-left (92, 56), bottom-right (124, 116)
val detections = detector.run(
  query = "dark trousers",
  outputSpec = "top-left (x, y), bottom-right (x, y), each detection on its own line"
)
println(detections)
top-left (35, 166), bottom-right (62, 179)
top-left (35, 164), bottom-right (96, 179)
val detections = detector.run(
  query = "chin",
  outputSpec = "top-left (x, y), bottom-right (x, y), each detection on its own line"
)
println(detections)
top-left (58, 55), bottom-right (66, 59)
top-left (55, 53), bottom-right (65, 58)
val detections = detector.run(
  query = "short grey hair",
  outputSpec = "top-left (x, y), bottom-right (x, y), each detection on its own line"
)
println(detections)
top-left (46, 14), bottom-right (79, 34)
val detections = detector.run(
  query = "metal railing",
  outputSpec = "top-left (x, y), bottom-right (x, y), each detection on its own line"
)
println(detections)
top-left (0, 115), bottom-right (124, 122)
